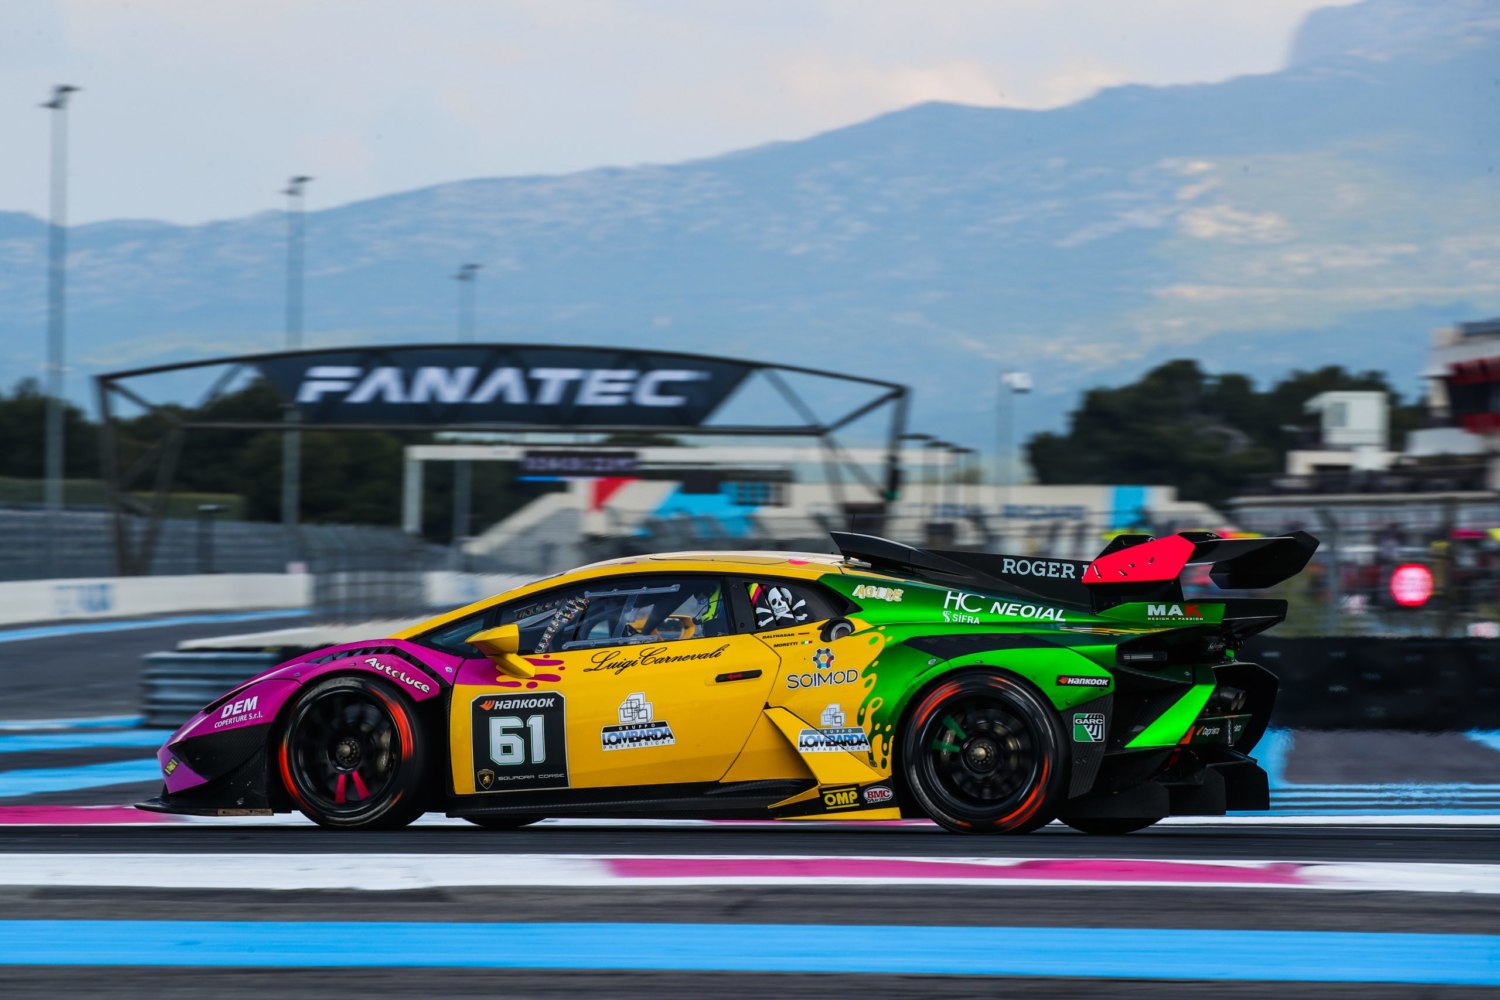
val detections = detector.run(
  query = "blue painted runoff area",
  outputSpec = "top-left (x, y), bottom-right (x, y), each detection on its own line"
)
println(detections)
top-left (0, 608), bottom-right (308, 646)
top-left (0, 759), bottom-right (162, 798)
top-left (0, 730), bottom-right (166, 755)
top-left (0, 921), bottom-right (1495, 983)
top-left (1469, 730), bottom-right (1500, 754)
top-left (1256, 728), bottom-right (1291, 789)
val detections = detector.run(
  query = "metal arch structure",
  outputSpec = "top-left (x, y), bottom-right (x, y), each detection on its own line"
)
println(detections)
top-left (95, 343), bottom-right (910, 576)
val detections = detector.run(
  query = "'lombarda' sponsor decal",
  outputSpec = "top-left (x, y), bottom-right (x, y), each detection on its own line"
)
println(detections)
top-left (799, 728), bottom-right (872, 753)
top-left (601, 692), bottom-right (676, 751)
top-left (942, 591), bottom-right (1067, 624)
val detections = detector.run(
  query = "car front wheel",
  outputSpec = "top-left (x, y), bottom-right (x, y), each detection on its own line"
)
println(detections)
top-left (277, 675), bottom-right (428, 830)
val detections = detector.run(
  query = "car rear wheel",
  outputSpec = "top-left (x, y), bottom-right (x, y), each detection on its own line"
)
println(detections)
top-left (1062, 816), bottom-right (1162, 835)
top-left (901, 671), bottom-right (1066, 834)
top-left (278, 675), bottom-right (428, 830)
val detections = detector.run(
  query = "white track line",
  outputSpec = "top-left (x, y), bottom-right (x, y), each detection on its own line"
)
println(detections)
top-left (0, 852), bottom-right (1494, 894)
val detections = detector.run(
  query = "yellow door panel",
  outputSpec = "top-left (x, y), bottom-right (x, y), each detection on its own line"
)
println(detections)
top-left (452, 633), bottom-right (777, 794)
top-left (557, 633), bottom-right (777, 787)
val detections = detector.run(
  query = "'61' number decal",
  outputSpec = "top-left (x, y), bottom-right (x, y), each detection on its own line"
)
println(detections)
top-left (471, 692), bottom-right (569, 791)
top-left (489, 715), bottom-right (546, 766)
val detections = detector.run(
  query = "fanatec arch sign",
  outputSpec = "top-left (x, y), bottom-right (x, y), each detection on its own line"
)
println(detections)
top-left (257, 346), bottom-right (756, 428)
top-left (96, 344), bottom-right (908, 575)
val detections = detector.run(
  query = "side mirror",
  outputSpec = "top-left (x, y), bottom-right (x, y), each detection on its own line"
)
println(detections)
top-left (467, 624), bottom-right (534, 678)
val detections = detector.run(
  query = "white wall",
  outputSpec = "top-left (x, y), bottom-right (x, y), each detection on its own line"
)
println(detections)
top-left (0, 572), bottom-right (542, 628)
top-left (0, 574), bottom-right (313, 628)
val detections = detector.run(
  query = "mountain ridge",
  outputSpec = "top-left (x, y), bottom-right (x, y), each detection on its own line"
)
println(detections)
top-left (0, 0), bottom-right (1494, 452)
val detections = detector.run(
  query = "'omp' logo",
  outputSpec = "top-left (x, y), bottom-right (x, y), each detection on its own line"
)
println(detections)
top-left (822, 786), bottom-right (860, 810)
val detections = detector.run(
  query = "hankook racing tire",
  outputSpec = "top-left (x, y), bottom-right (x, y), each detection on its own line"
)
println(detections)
top-left (1062, 816), bottom-right (1163, 836)
top-left (901, 671), bottom-right (1066, 834)
top-left (463, 816), bottom-right (544, 830)
top-left (278, 675), bottom-right (428, 830)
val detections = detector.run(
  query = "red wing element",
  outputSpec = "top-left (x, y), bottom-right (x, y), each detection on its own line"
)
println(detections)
top-left (1083, 534), bottom-right (1195, 585)
top-left (1083, 530), bottom-right (1319, 592)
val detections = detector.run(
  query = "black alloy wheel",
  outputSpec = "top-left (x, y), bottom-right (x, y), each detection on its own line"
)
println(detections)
top-left (901, 671), bottom-right (1066, 834)
top-left (278, 675), bottom-right (428, 830)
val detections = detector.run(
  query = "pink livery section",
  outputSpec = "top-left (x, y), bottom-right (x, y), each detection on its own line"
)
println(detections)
top-left (145, 642), bottom-right (455, 814)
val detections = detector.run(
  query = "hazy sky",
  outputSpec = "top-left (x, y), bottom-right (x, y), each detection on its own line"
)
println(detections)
top-left (3, 0), bottom-right (1355, 226)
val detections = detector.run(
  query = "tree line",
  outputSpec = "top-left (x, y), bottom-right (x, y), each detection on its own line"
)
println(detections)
top-left (0, 377), bottom-right (552, 539)
top-left (1026, 361), bottom-right (1424, 506)
top-left (0, 360), bottom-right (1425, 528)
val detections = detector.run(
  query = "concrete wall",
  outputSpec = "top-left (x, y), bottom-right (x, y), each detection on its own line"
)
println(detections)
top-left (0, 571), bottom-right (541, 628)
top-left (0, 574), bottom-right (314, 628)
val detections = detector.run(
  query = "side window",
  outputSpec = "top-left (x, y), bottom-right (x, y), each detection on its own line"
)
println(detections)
top-left (414, 607), bottom-right (495, 658)
top-left (744, 580), bottom-right (839, 631)
top-left (502, 576), bottom-right (730, 654)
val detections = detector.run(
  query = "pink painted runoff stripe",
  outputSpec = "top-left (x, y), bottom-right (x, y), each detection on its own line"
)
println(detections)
top-left (0, 806), bottom-right (182, 825)
top-left (607, 856), bottom-right (1312, 886)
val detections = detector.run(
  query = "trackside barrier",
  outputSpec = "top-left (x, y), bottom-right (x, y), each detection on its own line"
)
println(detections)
top-left (141, 651), bottom-right (287, 728)
top-left (1254, 637), bottom-right (1500, 731)
top-left (4, 571), bottom-right (532, 629)
top-left (0, 574), bottom-right (312, 628)
top-left (136, 574), bottom-right (535, 728)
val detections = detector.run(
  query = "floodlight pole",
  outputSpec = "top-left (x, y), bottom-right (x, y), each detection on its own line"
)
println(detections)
top-left (455, 263), bottom-right (480, 343)
top-left (281, 175), bottom-right (311, 569)
top-left (451, 263), bottom-right (481, 566)
top-left (998, 371), bottom-right (1028, 548)
top-left (41, 85), bottom-right (79, 579)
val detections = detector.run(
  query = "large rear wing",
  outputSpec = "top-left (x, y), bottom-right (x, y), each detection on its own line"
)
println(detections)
top-left (1081, 530), bottom-right (1319, 610)
top-left (830, 530), bottom-right (1319, 613)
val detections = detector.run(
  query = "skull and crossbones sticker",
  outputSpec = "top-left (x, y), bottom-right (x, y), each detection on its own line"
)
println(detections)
top-left (752, 584), bottom-right (808, 628)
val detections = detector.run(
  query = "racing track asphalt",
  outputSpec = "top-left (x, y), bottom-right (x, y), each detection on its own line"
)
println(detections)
top-left (3, 618), bottom-right (1497, 997)
top-left (1, 818), bottom-right (1496, 863)
top-left (0, 877), bottom-right (1495, 999)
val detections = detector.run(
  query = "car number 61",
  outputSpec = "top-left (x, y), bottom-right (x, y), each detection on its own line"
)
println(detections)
top-left (489, 715), bottom-right (547, 766)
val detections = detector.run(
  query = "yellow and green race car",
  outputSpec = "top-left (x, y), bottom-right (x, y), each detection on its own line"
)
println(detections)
top-left (140, 529), bottom-right (1317, 835)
